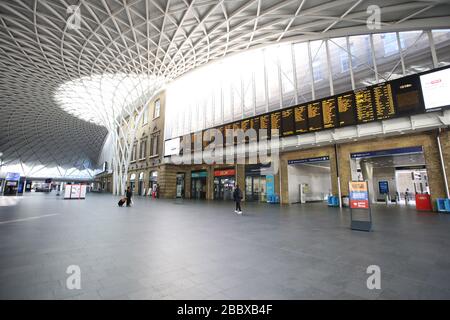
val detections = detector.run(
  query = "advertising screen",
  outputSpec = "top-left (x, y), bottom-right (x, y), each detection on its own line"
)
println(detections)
top-left (349, 181), bottom-right (369, 209)
top-left (164, 137), bottom-right (180, 156)
top-left (420, 68), bottom-right (450, 110)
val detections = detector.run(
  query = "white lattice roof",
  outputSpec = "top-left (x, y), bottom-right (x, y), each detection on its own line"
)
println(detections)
top-left (1, 0), bottom-right (450, 176)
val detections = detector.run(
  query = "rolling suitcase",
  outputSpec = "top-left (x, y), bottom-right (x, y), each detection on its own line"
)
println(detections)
top-left (118, 198), bottom-right (126, 207)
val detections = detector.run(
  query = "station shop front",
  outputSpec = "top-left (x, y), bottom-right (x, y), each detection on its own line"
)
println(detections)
top-left (213, 168), bottom-right (235, 200)
top-left (279, 130), bottom-right (449, 211)
top-left (191, 170), bottom-right (207, 200)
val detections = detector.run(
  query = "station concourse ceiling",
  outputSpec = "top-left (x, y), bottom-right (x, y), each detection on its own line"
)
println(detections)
top-left (1, 0), bottom-right (450, 176)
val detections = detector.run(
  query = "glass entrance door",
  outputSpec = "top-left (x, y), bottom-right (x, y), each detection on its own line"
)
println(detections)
top-left (214, 177), bottom-right (235, 200)
top-left (245, 176), bottom-right (267, 201)
top-left (191, 178), bottom-right (206, 199)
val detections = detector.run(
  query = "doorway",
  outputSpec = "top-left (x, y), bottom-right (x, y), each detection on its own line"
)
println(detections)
top-left (176, 173), bottom-right (185, 198)
top-left (350, 146), bottom-right (429, 205)
top-left (245, 176), bottom-right (267, 202)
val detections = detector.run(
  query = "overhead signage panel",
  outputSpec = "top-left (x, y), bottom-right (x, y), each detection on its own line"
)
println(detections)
top-left (350, 146), bottom-right (423, 159)
top-left (288, 156), bottom-right (330, 165)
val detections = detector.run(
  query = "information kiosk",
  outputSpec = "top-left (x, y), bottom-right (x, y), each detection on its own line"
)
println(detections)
top-left (349, 181), bottom-right (373, 232)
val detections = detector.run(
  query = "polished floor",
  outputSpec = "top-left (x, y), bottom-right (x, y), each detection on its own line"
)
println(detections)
top-left (0, 192), bottom-right (450, 300)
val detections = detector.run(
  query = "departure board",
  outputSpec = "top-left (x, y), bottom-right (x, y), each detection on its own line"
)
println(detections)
top-left (355, 88), bottom-right (375, 123)
top-left (169, 66), bottom-right (450, 153)
top-left (260, 114), bottom-right (270, 139)
top-left (373, 83), bottom-right (395, 120)
top-left (241, 119), bottom-right (250, 131)
top-left (337, 92), bottom-right (356, 126)
top-left (281, 108), bottom-right (295, 136)
top-left (308, 102), bottom-right (323, 131)
top-left (224, 124), bottom-right (233, 145)
top-left (322, 98), bottom-right (338, 129)
top-left (241, 119), bottom-right (251, 143)
top-left (391, 74), bottom-right (424, 116)
top-left (294, 105), bottom-right (308, 134)
top-left (270, 112), bottom-right (281, 137)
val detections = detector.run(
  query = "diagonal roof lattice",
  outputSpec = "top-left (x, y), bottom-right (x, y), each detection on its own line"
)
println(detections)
top-left (1, 0), bottom-right (450, 176)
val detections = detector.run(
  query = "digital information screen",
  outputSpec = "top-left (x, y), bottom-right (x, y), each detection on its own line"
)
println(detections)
top-left (224, 124), bottom-right (233, 145)
top-left (164, 137), bottom-right (180, 156)
top-left (308, 102), bottom-right (323, 131)
top-left (391, 74), bottom-right (424, 116)
top-left (271, 111), bottom-right (281, 137)
top-left (322, 98), bottom-right (338, 129)
top-left (294, 105), bottom-right (308, 134)
top-left (337, 92), bottom-right (356, 126)
top-left (250, 117), bottom-right (260, 141)
top-left (241, 119), bottom-right (250, 131)
top-left (281, 108), bottom-right (295, 136)
top-left (241, 119), bottom-right (251, 143)
top-left (260, 114), bottom-right (270, 138)
top-left (420, 68), bottom-right (450, 110)
top-left (355, 88), bottom-right (375, 123)
top-left (373, 83), bottom-right (395, 120)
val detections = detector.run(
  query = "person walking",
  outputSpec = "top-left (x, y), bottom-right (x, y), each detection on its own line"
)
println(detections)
top-left (126, 186), bottom-right (133, 207)
top-left (233, 184), bottom-right (243, 215)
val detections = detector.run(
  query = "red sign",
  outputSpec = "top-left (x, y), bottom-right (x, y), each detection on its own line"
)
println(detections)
top-left (214, 169), bottom-right (235, 177)
top-left (415, 194), bottom-right (432, 211)
top-left (349, 181), bottom-right (369, 209)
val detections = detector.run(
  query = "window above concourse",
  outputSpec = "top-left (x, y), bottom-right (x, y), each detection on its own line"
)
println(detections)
top-left (165, 29), bottom-right (450, 140)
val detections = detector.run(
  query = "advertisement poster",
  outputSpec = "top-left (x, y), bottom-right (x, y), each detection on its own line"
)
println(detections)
top-left (378, 181), bottom-right (389, 195)
top-left (266, 175), bottom-right (275, 198)
top-left (64, 186), bottom-right (72, 199)
top-left (70, 184), bottom-right (81, 199)
top-left (349, 181), bottom-right (369, 209)
top-left (80, 185), bottom-right (87, 199)
top-left (420, 68), bottom-right (450, 110)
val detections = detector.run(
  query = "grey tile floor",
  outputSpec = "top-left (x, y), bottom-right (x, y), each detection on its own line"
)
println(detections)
top-left (0, 192), bottom-right (450, 300)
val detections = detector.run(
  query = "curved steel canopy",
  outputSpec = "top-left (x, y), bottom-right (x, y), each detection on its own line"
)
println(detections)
top-left (1, 0), bottom-right (450, 178)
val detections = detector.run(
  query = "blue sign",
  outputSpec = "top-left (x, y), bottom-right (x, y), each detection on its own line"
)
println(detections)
top-left (191, 171), bottom-right (207, 178)
top-left (5, 172), bottom-right (20, 181)
top-left (350, 146), bottom-right (423, 159)
top-left (288, 156), bottom-right (330, 165)
top-left (266, 175), bottom-right (275, 197)
top-left (379, 181), bottom-right (389, 194)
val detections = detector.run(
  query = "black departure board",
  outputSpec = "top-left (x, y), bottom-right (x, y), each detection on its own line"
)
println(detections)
top-left (294, 105), bottom-right (308, 134)
top-left (224, 124), bottom-right (233, 145)
top-left (167, 66), bottom-right (450, 154)
top-left (260, 114), bottom-right (270, 139)
top-left (337, 92), bottom-right (356, 126)
top-left (241, 119), bottom-right (250, 131)
top-left (373, 83), bottom-right (395, 120)
top-left (355, 88), bottom-right (375, 123)
top-left (281, 108), bottom-right (295, 136)
top-left (271, 111), bottom-right (281, 137)
top-left (391, 74), bottom-right (424, 116)
top-left (308, 102), bottom-right (322, 131)
top-left (241, 119), bottom-right (251, 143)
top-left (322, 98), bottom-right (338, 129)
top-left (250, 117), bottom-right (260, 141)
